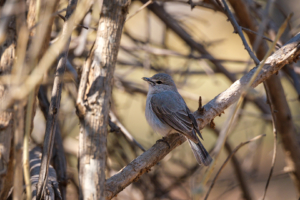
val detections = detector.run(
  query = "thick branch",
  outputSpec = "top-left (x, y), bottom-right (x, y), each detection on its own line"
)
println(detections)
top-left (0, 5), bottom-right (16, 198)
top-left (104, 32), bottom-right (300, 199)
top-left (77, 0), bottom-right (129, 199)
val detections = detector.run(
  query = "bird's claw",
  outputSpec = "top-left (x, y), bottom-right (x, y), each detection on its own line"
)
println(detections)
top-left (156, 137), bottom-right (170, 149)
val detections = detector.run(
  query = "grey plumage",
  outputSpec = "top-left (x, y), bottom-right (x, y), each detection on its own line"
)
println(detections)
top-left (143, 73), bottom-right (212, 166)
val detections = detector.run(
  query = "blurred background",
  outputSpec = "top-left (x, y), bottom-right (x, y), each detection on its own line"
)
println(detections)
top-left (26, 0), bottom-right (300, 199)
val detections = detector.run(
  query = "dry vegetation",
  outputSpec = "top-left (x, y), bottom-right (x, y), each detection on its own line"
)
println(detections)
top-left (0, 0), bottom-right (300, 199)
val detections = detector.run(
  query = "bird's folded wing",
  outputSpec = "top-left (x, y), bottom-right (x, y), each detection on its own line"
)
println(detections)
top-left (150, 92), bottom-right (198, 143)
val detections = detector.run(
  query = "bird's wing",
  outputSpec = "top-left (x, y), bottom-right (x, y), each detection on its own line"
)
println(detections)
top-left (150, 91), bottom-right (199, 143)
top-left (186, 106), bottom-right (203, 140)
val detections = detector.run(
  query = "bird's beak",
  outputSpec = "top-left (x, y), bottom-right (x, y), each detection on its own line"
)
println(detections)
top-left (142, 77), bottom-right (155, 85)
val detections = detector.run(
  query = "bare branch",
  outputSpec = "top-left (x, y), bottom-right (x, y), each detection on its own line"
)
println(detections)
top-left (0, 4), bottom-right (16, 198)
top-left (212, 128), bottom-right (253, 200)
top-left (104, 33), bottom-right (300, 199)
top-left (13, 101), bottom-right (25, 200)
top-left (140, 0), bottom-right (270, 115)
top-left (38, 86), bottom-right (68, 200)
top-left (241, 27), bottom-right (282, 48)
top-left (227, 0), bottom-right (300, 194)
top-left (204, 134), bottom-right (266, 200)
top-left (36, 0), bottom-right (78, 198)
top-left (282, 65), bottom-right (300, 100)
top-left (105, 133), bottom-right (186, 199)
top-left (219, 0), bottom-right (260, 65)
top-left (126, 0), bottom-right (153, 22)
top-left (109, 111), bottom-right (146, 152)
top-left (262, 82), bottom-right (278, 200)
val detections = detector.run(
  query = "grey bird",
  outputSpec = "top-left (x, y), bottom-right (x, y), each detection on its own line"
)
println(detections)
top-left (143, 73), bottom-right (212, 166)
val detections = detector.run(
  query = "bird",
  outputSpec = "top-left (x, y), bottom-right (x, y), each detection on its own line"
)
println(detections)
top-left (143, 73), bottom-right (212, 166)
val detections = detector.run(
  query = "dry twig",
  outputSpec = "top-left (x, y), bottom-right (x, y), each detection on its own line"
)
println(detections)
top-left (109, 111), bottom-right (146, 152)
top-left (36, 0), bottom-right (78, 198)
top-left (126, 0), bottom-right (153, 22)
top-left (104, 32), bottom-right (300, 199)
top-left (204, 134), bottom-right (266, 200)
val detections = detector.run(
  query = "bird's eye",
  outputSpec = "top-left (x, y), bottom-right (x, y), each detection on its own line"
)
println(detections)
top-left (156, 81), bottom-right (162, 84)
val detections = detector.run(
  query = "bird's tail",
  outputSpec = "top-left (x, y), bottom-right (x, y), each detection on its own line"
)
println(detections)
top-left (187, 138), bottom-right (212, 166)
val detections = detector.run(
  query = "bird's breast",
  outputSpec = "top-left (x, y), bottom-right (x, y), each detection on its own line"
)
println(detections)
top-left (145, 96), bottom-right (171, 136)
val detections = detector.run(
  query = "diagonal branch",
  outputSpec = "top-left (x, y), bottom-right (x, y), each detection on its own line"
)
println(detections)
top-left (104, 32), bottom-right (300, 200)
top-left (218, 1), bottom-right (281, 199)
top-left (140, 0), bottom-right (270, 115)
top-left (38, 86), bottom-right (68, 200)
top-left (204, 134), bottom-right (266, 200)
top-left (36, 0), bottom-right (78, 198)
top-left (226, 0), bottom-right (300, 194)
top-left (219, 0), bottom-right (260, 65)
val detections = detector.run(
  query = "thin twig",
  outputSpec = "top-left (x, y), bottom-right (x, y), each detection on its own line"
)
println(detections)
top-left (121, 44), bottom-right (251, 63)
top-left (204, 134), bottom-right (266, 200)
top-left (126, 0), bottom-right (153, 22)
top-left (241, 27), bottom-right (282, 48)
top-left (29, 7), bottom-right (68, 31)
top-left (252, 0), bottom-right (272, 54)
top-left (262, 82), bottom-right (278, 200)
top-left (201, 0), bottom-right (287, 188)
top-left (211, 128), bottom-right (254, 200)
top-left (23, 91), bottom-right (34, 200)
top-left (36, 0), bottom-right (78, 198)
top-left (220, 0), bottom-right (260, 65)
top-left (109, 111), bottom-right (146, 152)
top-left (0, 0), bottom-right (92, 111)
top-left (57, 13), bottom-right (97, 30)
top-left (282, 65), bottom-right (300, 100)
top-left (38, 86), bottom-right (68, 200)
top-left (76, 42), bottom-right (95, 117)
top-left (13, 101), bottom-right (25, 200)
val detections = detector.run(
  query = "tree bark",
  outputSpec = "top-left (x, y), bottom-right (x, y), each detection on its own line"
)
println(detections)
top-left (77, 0), bottom-right (130, 199)
top-left (0, 13), bottom-right (16, 199)
top-left (36, 0), bottom-right (78, 198)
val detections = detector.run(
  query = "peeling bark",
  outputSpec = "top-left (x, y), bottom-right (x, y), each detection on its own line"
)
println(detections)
top-left (0, 14), bottom-right (16, 199)
top-left (77, 0), bottom-right (130, 199)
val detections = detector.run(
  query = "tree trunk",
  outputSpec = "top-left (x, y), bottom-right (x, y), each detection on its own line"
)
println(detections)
top-left (0, 14), bottom-right (16, 199)
top-left (77, 0), bottom-right (130, 199)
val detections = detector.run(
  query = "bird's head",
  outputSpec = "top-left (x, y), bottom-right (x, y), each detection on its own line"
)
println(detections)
top-left (142, 73), bottom-right (177, 93)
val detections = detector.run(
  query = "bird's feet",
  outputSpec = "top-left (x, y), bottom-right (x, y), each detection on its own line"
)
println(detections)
top-left (156, 137), bottom-right (170, 149)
